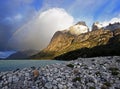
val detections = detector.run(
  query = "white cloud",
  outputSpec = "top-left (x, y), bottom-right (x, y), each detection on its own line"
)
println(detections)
top-left (101, 17), bottom-right (120, 26)
top-left (14, 14), bottom-right (23, 20)
top-left (8, 8), bottom-right (74, 50)
top-left (4, 14), bottom-right (23, 22)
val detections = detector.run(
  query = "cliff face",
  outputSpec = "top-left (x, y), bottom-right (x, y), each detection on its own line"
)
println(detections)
top-left (44, 31), bottom-right (74, 52)
top-left (31, 22), bottom-right (120, 59)
top-left (92, 22), bottom-right (103, 30)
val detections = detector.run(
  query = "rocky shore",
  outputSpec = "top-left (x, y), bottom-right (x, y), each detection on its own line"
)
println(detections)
top-left (0, 56), bottom-right (120, 89)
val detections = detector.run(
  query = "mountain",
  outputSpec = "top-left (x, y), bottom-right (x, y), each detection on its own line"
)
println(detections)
top-left (105, 22), bottom-right (120, 31)
top-left (7, 50), bottom-right (39, 59)
top-left (31, 22), bottom-right (120, 60)
top-left (68, 21), bottom-right (89, 35)
top-left (92, 22), bottom-right (103, 30)
top-left (54, 28), bottom-right (120, 60)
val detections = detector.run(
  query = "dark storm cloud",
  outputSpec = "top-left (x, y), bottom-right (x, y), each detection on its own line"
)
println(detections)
top-left (0, 0), bottom-right (37, 50)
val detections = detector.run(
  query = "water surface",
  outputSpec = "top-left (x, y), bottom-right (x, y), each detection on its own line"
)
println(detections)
top-left (0, 60), bottom-right (66, 72)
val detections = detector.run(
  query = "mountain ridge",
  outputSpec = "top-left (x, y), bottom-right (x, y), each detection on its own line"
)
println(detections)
top-left (31, 22), bottom-right (120, 59)
top-left (7, 21), bottom-right (120, 59)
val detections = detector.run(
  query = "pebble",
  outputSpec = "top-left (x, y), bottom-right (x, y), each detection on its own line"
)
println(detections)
top-left (33, 69), bottom-right (39, 77)
top-left (0, 56), bottom-right (120, 89)
top-left (45, 82), bottom-right (52, 89)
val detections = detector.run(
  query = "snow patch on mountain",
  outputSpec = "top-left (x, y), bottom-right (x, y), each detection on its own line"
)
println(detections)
top-left (68, 22), bottom-right (89, 35)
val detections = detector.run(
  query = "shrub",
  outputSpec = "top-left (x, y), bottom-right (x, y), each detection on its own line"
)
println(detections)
top-left (89, 86), bottom-right (96, 89)
top-left (111, 71), bottom-right (119, 75)
top-left (72, 77), bottom-right (81, 82)
top-left (109, 67), bottom-right (119, 76)
top-left (109, 67), bottom-right (119, 71)
top-left (103, 82), bottom-right (111, 87)
top-left (66, 64), bottom-right (74, 68)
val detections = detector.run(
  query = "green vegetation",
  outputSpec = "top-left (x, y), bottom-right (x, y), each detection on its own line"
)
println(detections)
top-left (103, 82), bottom-right (111, 87)
top-left (109, 67), bottom-right (119, 76)
top-left (66, 64), bottom-right (74, 68)
top-left (54, 41), bottom-right (120, 60)
top-left (72, 77), bottom-right (81, 82)
top-left (101, 82), bottom-right (111, 89)
top-left (89, 86), bottom-right (96, 89)
top-left (109, 67), bottom-right (119, 71)
top-left (111, 71), bottom-right (119, 76)
top-left (101, 85), bottom-right (107, 89)
top-left (31, 51), bottom-right (55, 59)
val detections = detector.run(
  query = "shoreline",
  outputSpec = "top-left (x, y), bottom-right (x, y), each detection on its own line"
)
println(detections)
top-left (0, 60), bottom-right (66, 72)
top-left (0, 56), bottom-right (120, 89)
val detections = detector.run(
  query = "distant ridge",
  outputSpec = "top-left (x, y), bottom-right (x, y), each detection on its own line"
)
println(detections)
top-left (7, 50), bottom-right (39, 59)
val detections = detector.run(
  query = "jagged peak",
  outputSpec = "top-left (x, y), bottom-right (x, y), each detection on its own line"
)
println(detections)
top-left (104, 22), bottom-right (120, 31)
top-left (68, 21), bottom-right (89, 35)
top-left (92, 22), bottom-right (103, 30)
top-left (75, 21), bottom-right (87, 26)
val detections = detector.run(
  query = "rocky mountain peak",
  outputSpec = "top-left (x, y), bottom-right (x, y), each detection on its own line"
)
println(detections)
top-left (68, 21), bottom-right (89, 35)
top-left (105, 22), bottom-right (120, 31)
top-left (75, 21), bottom-right (87, 26)
top-left (92, 22), bottom-right (103, 30)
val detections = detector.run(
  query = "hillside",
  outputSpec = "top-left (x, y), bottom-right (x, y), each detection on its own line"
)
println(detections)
top-left (7, 50), bottom-right (39, 59)
top-left (31, 22), bottom-right (120, 60)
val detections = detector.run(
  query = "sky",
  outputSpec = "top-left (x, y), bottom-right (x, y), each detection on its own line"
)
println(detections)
top-left (0, 0), bottom-right (120, 57)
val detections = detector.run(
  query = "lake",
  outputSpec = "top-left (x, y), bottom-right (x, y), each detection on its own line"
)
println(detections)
top-left (0, 60), bottom-right (66, 72)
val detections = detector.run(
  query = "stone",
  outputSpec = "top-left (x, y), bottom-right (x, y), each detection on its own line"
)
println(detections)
top-left (0, 56), bottom-right (120, 89)
top-left (33, 69), bottom-right (39, 79)
top-left (52, 80), bottom-right (57, 85)
top-left (25, 73), bottom-right (29, 77)
top-left (45, 82), bottom-right (52, 89)
top-left (67, 82), bottom-right (73, 87)
top-left (58, 84), bottom-right (63, 89)
top-left (12, 75), bottom-right (19, 82)
top-left (0, 82), bottom-right (2, 88)
top-left (53, 86), bottom-right (58, 89)
top-left (8, 77), bottom-right (12, 83)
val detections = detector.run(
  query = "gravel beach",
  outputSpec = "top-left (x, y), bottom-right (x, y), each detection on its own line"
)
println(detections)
top-left (0, 56), bottom-right (120, 89)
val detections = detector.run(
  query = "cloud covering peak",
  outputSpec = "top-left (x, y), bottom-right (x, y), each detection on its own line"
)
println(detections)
top-left (8, 8), bottom-right (74, 50)
top-left (101, 17), bottom-right (120, 26)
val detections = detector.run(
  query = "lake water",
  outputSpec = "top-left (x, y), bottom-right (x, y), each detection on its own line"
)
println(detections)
top-left (0, 60), bottom-right (66, 72)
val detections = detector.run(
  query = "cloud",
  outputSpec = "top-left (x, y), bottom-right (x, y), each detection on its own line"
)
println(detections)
top-left (1, 0), bottom-right (120, 51)
top-left (101, 17), bottom-right (120, 26)
top-left (0, 0), bottom-right (38, 50)
top-left (8, 8), bottom-right (74, 50)
top-left (66, 0), bottom-right (120, 27)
